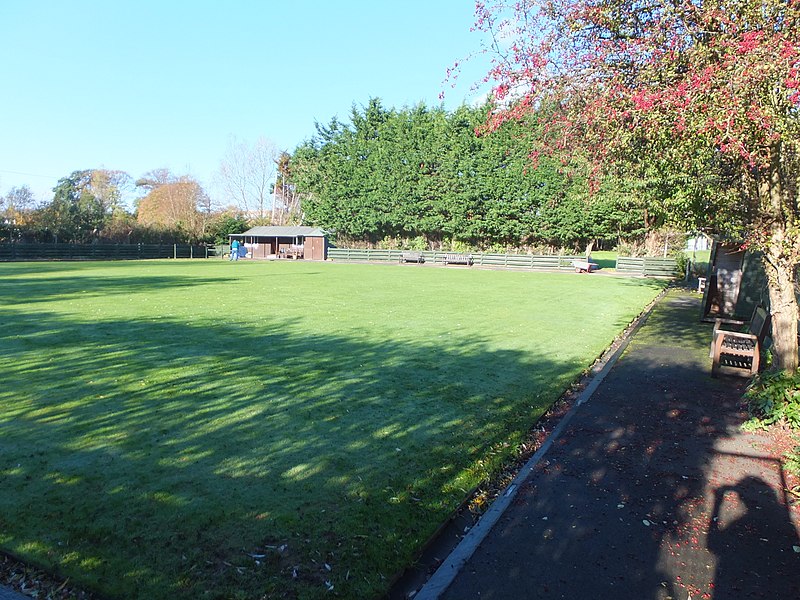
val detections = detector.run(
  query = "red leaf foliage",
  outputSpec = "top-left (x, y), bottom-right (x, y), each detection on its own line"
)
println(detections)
top-left (474, 0), bottom-right (800, 170)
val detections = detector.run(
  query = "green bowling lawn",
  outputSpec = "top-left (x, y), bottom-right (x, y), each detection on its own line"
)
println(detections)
top-left (0, 260), bottom-right (665, 599)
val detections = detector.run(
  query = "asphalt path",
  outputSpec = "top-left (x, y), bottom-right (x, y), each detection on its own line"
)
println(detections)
top-left (0, 586), bottom-right (27, 600)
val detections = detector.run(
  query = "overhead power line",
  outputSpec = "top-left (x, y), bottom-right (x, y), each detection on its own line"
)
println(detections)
top-left (0, 169), bottom-right (60, 180)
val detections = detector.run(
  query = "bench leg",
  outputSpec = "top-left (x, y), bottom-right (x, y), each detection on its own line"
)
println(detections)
top-left (750, 349), bottom-right (760, 376)
top-left (711, 335), bottom-right (724, 378)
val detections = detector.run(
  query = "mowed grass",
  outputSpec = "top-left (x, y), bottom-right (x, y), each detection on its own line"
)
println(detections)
top-left (0, 260), bottom-right (666, 599)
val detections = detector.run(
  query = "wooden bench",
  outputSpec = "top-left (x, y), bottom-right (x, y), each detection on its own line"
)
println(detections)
top-left (279, 247), bottom-right (304, 259)
top-left (711, 305), bottom-right (770, 377)
top-left (572, 259), bottom-right (599, 273)
top-left (443, 253), bottom-right (473, 266)
top-left (399, 251), bottom-right (424, 264)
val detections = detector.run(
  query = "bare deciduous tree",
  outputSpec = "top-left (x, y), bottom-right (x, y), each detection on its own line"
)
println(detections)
top-left (1, 185), bottom-right (37, 214)
top-left (216, 136), bottom-right (278, 224)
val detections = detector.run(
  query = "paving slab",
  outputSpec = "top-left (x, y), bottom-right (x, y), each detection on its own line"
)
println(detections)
top-left (421, 290), bottom-right (800, 599)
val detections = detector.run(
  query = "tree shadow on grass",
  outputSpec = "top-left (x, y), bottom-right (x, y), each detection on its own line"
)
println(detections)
top-left (0, 299), bottom-right (589, 600)
top-left (0, 274), bottom-right (235, 305)
top-left (0, 260), bottom-right (329, 307)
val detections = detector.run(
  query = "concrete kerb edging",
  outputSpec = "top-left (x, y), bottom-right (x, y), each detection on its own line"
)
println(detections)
top-left (413, 287), bottom-right (670, 600)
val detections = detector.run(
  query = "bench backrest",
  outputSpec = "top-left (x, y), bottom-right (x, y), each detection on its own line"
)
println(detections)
top-left (749, 306), bottom-right (770, 340)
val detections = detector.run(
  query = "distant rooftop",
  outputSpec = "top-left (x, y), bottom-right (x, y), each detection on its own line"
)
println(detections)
top-left (232, 226), bottom-right (326, 238)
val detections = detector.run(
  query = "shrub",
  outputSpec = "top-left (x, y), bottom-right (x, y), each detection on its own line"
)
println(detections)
top-left (447, 239), bottom-right (473, 253)
top-left (674, 253), bottom-right (690, 279)
top-left (406, 236), bottom-right (429, 251)
top-left (786, 442), bottom-right (800, 477)
top-left (743, 370), bottom-right (800, 429)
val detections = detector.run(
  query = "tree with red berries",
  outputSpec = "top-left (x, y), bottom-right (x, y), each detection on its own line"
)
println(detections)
top-left (475, 0), bottom-right (800, 371)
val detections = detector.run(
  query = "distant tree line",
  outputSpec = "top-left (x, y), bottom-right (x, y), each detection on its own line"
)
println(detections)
top-left (1, 136), bottom-right (308, 246)
top-left (290, 99), bottom-right (678, 252)
top-left (2, 99), bottom-right (704, 254)
top-left (0, 169), bottom-right (249, 246)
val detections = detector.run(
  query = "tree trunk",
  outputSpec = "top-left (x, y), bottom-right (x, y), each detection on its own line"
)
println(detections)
top-left (760, 142), bottom-right (799, 373)
top-left (763, 245), bottom-right (799, 373)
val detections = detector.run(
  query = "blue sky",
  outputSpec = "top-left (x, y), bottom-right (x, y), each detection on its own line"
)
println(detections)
top-left (0, 1), bottom-right (493, 203)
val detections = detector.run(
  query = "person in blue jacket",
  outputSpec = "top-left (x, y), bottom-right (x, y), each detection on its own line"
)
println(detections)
top-left (230, 239), bottom-right (240, 261)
